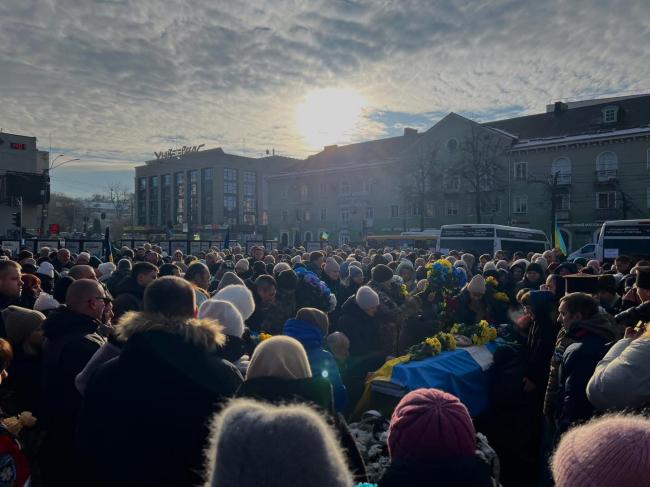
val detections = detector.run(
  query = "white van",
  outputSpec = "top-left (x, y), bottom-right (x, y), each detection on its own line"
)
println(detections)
top-left (568, 243), bottom-right (597, 261)
top-left (437, 224), bottom-right (550, 257)
top-left (596, 219), bottom-right (650, 262)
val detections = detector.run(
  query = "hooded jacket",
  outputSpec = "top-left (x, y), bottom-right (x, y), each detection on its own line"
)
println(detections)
top-left (555, 312), bottom-right (617, 432)
top-left (77, 312), bottom-right (243, 487)
top-left (379, 456), bottom-right (493, 487)
top-left (283, 319), bottom-right (348, 411)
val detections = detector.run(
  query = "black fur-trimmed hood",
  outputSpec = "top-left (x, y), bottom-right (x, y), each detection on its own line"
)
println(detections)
top-left (116, 311), bottom-right (226, 352)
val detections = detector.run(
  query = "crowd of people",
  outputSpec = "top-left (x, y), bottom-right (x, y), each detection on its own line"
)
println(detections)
top-left (0, 241), bottom-right (648, 486)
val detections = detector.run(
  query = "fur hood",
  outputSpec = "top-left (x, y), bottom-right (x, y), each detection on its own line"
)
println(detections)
top-left (116, 311), bottom-right (226, 352)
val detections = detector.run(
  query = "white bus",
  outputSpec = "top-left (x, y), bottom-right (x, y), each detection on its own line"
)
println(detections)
top-left (437, 224), bottom-right (550, 257)
top-left (596, 219), bottom-right (650, 262)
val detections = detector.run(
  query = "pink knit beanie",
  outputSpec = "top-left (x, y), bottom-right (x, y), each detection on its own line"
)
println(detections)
top-left (552, 415), bottom-right (650, 487)
top-left (387, 388), bottom-right (476, 461)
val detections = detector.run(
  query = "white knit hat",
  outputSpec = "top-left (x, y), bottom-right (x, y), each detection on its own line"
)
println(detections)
top-left (235, 259), bottom-right (250, 273)
top-left (199, 299), bottom-right (244, 338)
top-left (214, 284), bottom-right (255, 320)
top-left (36, 262), bottom-right (55, 279)
top-left (98, 262), bottom-right (116, 278)
top-left (34, 292), bottom-right (60, 312)
top-left (467, 275), bottom-right (486, 295)
top-left (355, 286), bottom-right (380, 310)
top-left (482, 261), bottom-right (497, 272)
top-left (291, 255), bottom-right (302, 265)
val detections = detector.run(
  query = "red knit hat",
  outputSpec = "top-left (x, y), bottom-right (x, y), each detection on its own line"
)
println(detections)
top-left (387, 388), bottom-right (476, 461)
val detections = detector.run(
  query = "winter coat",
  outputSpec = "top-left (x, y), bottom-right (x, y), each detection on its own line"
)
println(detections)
top-left (0, 294), bottom-right (20, 338)
top-left (322, 274), bottom-right (343, 324)
top-left (555, 314), bottom-right (617, 433)
top-left (104, 269), bottom-right (130, 297)
top-left (525, 313), bottom-right (559, 393)
top-left (378, 457), bottom-right (493, 487)
top-left (338, 296), bottom-right (383, 358)
top-left (112, 275), bottom-right (145, 302)
top-left (77, 312), bottom-right (243, 487)
top-left (283, 318), bottom-right (348, 411)
top-left (74, 341), bottom-right (121, 396)
top-left (39, 306), bottom-right (105, 484)
top-left (2, 346), bottom-right (42, 415)
top-left (587, 336), bottom-right (650, 411)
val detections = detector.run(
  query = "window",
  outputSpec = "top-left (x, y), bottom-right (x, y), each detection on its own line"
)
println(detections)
top-left (447, 138), bottom-right (458, 153)
top-left (596, 151), bottom-right (618, 180)
top-left (148, 176), bottom-right (159, 226)
top-left (479, 174), bottom-right (492, 191)
top-left (514, 162), bottom-right (527, 181)
top-left (445, 200), bottom-right (458, 216)
top-left (365, 207), bottom-right (374, 219)
top-left (187, 170), bottom-right (199, 225)
top-left (390, 205), bottom-right (399, 218)
top-left (558, 193), bottom-right (571, 210)
top-left (552, 157), bottom-right (572, 184)
top-left (281, 209), bottom-right (288, 223)
top-left (304, 210), bottom-right (311, 222)
top-left (223, 168), bottom-right (238, 225)
top-left (319, 182), bottom-right (327, 194)
top-left (602, 106), bottom-right (619, 123)
top-left (425, 202), bottom-right (435, 217)
top-left (201, 168), bottom-right (213, 224)
top-left (596, 191), bottom-right (617, 209)
top-left (137, 177), bottom-right (147, 225)
top-left (340, 181), bottom-right (350, 195)
top-left (320, 208), bottom-right (327, 222)
top-left (161, 174), bottom-right (172, 226)
top-left (295, 209), bottom-right (302, 222)
top-left (481, 196), bottom-right (501, 215)
top-left (363, 180), bottom-right (372, 194)
top-left (242, 171), bottom-right (257, 225)
top-left (174, 172), bottom-right (185, 224)
top-left (299, 184), bottom-right (308, 201)
top-left (513, 195), bottom-right (528, 214)
top-left (445, 175), bottom-right (460, 191)
top-left (406, 203), bottom-right (421, 217)
top-left (340, 208), bottom-right (349, 223)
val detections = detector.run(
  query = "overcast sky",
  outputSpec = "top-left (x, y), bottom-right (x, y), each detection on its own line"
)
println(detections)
top-left (1, 0), bottom-right (649, 196)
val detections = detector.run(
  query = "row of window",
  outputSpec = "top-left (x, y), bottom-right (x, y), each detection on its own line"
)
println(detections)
top-left (289, 180), bottom-right (373, 200)
top-left (137, 168), bottom-right (256, 226)
top-left (512, 150), bottom-right (650, 183)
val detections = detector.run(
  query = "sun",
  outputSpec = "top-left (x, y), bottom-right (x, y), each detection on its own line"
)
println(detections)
top-left (296, 87), bottom-right (368, 150)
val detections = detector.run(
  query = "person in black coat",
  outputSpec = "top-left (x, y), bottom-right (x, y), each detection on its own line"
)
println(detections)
top-left (555, 293), bottom-right (618, 435)
top-left (112, 261), bottom-right (158, 303)
top-left (77, 276), bottom-right (243, 487)
top-left (39, 279), bottom-right (108, 486)
top-left (104, 259), bottom-right (132, 297)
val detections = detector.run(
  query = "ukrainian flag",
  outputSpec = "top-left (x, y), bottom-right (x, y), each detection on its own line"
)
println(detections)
top-left (555, 222), bottom-right (568, 256)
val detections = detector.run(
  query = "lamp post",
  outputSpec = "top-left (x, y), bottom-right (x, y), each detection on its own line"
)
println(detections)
top-left (41, 157), bottom-right (80, 236)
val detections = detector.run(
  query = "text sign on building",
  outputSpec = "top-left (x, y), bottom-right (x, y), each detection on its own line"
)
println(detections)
top-left (154, 144), bottom-right (205, 160)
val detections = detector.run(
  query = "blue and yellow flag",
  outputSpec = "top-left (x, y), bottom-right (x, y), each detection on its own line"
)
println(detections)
top-left (555, 222), bottom-right (568, 255)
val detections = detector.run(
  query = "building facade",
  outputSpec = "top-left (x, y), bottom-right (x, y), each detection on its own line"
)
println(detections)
top-left (133, 94), bottom-right (650, 250)
top-left (133, 147), bottom-right (298, 239)
top-left (0, 132), bottom-right (49, 237)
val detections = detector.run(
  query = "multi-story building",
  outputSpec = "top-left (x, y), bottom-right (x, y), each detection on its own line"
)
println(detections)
top-left (133, 94), bottom-right (650, 250)
top-left (267, 94), bottom-right (650, 249)
top-left (0, 132), bottom-right (49, 236)
top-left (133, 146), bottom-right (298, 239)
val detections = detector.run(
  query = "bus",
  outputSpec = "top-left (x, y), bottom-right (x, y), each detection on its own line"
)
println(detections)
top-left (366, 229), bottom-right (440, 250)
top-left (596, 219), bottom-right (650, 262)
top-left (437, 224), bottom-right (550, 257)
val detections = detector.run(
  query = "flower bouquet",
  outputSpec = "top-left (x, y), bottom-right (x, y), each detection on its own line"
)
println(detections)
top-left (422, 259), bottom-right (468, 329)
top-left (294, 266), bottom-right (337, 312)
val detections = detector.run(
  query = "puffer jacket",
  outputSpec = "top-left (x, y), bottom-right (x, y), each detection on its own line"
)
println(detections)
top-left (587, 332), bottom-right (650, 411)
top-left (283, 318), bottom-right (347, 411)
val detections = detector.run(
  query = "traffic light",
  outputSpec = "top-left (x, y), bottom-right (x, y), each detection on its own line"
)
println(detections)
top-left (11, 212), bottom-right (21, 228)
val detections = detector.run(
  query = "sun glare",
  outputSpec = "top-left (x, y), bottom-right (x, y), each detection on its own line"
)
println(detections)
top-left (296, 87), bottom-right (368, 150)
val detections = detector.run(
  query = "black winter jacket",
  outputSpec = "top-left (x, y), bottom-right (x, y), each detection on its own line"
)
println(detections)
top-left (77, 311), bottom-right (242, 487)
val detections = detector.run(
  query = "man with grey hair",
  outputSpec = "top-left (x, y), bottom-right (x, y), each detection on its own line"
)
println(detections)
top-left (40, 279), bottom-right (108, 485)
top-left (78, 277), bottom-right (242, 486)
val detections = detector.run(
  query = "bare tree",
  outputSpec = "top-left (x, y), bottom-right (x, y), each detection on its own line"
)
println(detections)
top-left (457, 125), bottom-right (508, 224)
top-left (106, 182), bottom-right (131, 221)
top-left (400, 144), bottom-right (443, 230)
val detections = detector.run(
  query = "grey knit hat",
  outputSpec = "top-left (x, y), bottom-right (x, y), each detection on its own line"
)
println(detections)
top-left (203, 399), bottom-right (353, 487)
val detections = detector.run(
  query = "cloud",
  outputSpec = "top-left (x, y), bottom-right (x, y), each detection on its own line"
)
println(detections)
top-left (1, 0), bottom-right (649, 195)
